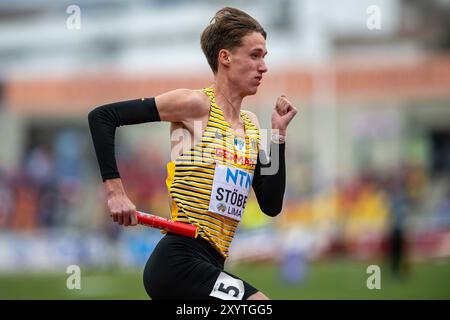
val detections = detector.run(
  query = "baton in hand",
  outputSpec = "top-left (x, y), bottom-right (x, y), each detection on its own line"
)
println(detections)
top-left (135, 211), bottom-right (198, 238)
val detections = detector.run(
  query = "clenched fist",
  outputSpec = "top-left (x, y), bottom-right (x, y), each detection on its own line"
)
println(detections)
top-left (272, 95), bottom-right (298, 136)
top-left (105, 178), bottom-right (138, 226)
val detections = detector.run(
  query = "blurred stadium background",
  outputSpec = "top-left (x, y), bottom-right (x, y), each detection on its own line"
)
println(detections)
top-left (0, 0), bottom-right (450, 299)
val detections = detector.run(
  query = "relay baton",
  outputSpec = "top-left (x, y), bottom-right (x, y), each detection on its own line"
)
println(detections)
top-left (135, 211), bottom-right (198, 238)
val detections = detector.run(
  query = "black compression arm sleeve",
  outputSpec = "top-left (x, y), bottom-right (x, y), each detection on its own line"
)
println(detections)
top-left (252, 142), bottom-right (286, 217)
top-left (87, 98), bottom-right (160, 181)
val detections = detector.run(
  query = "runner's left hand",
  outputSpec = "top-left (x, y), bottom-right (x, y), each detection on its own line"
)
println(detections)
top-left (271, 95), bottom-right (298, 136)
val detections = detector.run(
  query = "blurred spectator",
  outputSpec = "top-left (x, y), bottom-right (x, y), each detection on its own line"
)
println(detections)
top-left (0, 168), bottom-right (13, 228)
top-left (384, 168), bottom-right (410, 278)
top-left (9, 170), bottom-right (39, 231)
top-left (24, 146), bottom-right (59, 227)
top-left (432, 176), bottom-right (450, 228)
top-left (279, 227), bottom-right (312, 285)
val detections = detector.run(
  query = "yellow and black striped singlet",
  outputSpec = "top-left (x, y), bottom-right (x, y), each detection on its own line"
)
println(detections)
top-left (165, 87), bottom-right (260, 258)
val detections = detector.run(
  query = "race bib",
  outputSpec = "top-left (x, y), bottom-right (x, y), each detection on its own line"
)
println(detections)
top-left (208, 164), bottom-right (253, 221)
top-left (209, 272), bottom-right (244, 300)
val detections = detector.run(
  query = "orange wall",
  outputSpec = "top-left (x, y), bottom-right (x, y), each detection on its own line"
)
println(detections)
top-left (5, 55), bottom-right (450, 116)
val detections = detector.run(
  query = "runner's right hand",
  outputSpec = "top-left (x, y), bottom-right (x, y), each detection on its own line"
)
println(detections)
top-left (107, 192), bottom-right (138, 226)
top-left (104, 178), bottom-right (138, 226)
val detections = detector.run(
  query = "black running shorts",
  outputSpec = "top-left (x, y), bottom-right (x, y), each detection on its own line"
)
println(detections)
top-left (143, 232), bottom-right (258, 300)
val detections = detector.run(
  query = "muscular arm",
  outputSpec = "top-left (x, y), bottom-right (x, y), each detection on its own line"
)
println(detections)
top-left (87, 89), bottom-right (208, 226)
top-left (87, 89), bottom-right (208, 181)
top-left (243, 110), bottom-right (286, 217)
top-left (88, 97), bottom-right (160, 181)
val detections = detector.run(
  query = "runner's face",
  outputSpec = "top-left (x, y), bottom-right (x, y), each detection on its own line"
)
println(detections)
top-left (228, 32), bottom-right (268, 96)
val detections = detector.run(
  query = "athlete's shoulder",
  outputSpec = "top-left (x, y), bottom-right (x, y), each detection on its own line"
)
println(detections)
top-left (155, 88), bottom-right (209, 121)
top-left (179, 88), bottom-right (210, 118)
top-left (179, 88), bottom-right (208, 103)
top-left (241, 109), bottom-right (261, 129)
top-left (160, 88), bottom-right (207, 108)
